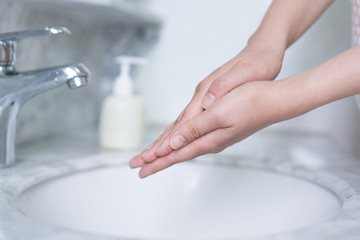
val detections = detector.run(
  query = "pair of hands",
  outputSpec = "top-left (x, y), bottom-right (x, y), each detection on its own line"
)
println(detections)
top-left (130, 45), bottom-right (284, 178)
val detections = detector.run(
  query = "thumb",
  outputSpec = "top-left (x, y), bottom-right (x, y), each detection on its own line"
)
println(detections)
top-left (170, 110), bottom-right (221, 150)
top-left (155, 109), bottom-right (222, 156)
top-left (201, 64), bottom-right (253, 109)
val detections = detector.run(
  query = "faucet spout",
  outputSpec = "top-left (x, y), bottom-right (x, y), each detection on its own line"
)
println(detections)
top-left (18, 63), bottom-right (90, 102)
top-left (0, 63), bottom-right (90, 167)
top-left (0, 27), bottom-right (90, 167)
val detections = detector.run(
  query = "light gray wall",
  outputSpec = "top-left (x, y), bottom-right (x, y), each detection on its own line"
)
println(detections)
top-left (2, 0), bottom-right (359, 156)
top-left (136, 0), bottom-right (360, 156)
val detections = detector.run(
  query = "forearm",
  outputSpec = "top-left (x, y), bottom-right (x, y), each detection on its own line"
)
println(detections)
top-left (278, 45), bottom-right (360, 121)
top-left (247, 0), bottom-right (334, 61)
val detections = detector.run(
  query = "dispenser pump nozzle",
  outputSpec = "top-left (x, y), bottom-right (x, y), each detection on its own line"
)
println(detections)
top-left (114, 56), bottom-right (147, 96)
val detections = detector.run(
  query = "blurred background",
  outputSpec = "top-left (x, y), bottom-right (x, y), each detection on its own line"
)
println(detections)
top-left (136, 0), bottom-right (360, 156)
top-left (1, 0), bottom-right (359, 156)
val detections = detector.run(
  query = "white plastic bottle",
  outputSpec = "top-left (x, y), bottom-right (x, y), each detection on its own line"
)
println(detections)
top-left (99, 56), bottom-right (147, 150)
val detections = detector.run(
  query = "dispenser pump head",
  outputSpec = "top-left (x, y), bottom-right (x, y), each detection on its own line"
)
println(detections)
top-left (114, 56), bottom-right (147, 95)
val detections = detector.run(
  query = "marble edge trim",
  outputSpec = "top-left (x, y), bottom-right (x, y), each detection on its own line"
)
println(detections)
top-left (1, 152), bottom-right (360, 240)
top-left (4, 153), bottom-right (359, 207)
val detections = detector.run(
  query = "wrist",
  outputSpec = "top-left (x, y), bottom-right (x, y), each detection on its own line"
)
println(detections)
top-left (243, 37), bottom-right (285, 80)
top-left (271, 76), bottom-right (315, 123)
top-left (247, 30), bottom-right (287, 61)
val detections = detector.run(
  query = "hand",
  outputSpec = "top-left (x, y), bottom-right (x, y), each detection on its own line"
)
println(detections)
top-left (128, 0), bottom-right (338, 178)
top-left (130, 80), bottom-right (291, 178)
top-left (132, 45), bottom-right (283, 168)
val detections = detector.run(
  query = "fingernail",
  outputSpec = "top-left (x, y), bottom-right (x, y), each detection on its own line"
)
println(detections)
top-left (202, 93), bottom-right (216, 109)
top-left (141, 148), bottom-right (148, 156)
top-left (170, 135), bottom-right (187, 149)
top-left (141, 144), bottom-right (153, 154)
top-left (129, 156), bottom-right (145, 168)
top-left (139, 171), bottom-right (149, 179)
top-left (155, 141), bottom-right (167, 156)
top-left (146, 143), bottom-right (153, 150)
top-left (141, 149), bottom-right (153, 161)
top-left (141, 148), bottom-right (158, 163)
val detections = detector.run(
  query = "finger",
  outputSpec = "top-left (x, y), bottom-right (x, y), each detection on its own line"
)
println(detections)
top-left (141, 108), bottom-right (189, 162)
top-left (143, 101), bottom-right (205, 163)
top-left (142, 58), bottom-right (237, 162)
top-left (129, 155), bottom-right (145, 168)
top-left (140, 142), bottom-right (154, 155)
top-left (201, 61), bottom-right (256, 109)
top-left (155, 106), bottom-right (224, 157)
top-left (141, 123), bottom-right (175, 162)
top-left (139, 128), bottom-right (229, 178)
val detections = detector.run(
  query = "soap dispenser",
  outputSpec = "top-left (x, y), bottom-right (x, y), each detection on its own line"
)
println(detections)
top-left (99, 56), bottom-right (147, 150)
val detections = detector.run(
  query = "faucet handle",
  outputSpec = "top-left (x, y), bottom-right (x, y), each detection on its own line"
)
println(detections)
top-left (0, 26), bottom-right (71, 42)
top-left (0, 27), bottom-right (71, 74)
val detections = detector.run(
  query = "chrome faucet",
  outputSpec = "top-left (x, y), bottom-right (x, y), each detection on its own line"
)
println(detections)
top-left (0, 27), bottom-right (90, 168)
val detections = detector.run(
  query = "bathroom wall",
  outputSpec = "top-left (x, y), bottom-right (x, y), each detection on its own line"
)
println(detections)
top-left (0, 0), bottom-right (160, 144)
top-left (2, 0), bottom-right (359, 157)
top-left (136, 0), bottom-right (360, 156)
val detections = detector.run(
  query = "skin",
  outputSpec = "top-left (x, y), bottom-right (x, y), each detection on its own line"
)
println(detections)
top-left (129, 0), bottom-right (355, 178)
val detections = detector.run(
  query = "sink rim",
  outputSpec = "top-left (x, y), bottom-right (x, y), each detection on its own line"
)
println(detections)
top-left (2, 152), bottom-right (359, 240)
top-left (16, 159), bottom-right (343, 239)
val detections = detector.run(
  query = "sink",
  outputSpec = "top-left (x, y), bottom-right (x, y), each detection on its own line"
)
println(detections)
top-left (15, 159), bottom-right (341, 239)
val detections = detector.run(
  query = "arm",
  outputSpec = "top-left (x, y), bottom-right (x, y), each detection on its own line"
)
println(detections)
top-left (131, 45), bottom-right (360, 178)
top-left (200, 0), bottom-right (335, 107)
top-left (196, 0), bottom-right (335, 109)
top-left (251, 0), bottom-right (334, 51)
top-left (133, 0), bottom-right (334, 170)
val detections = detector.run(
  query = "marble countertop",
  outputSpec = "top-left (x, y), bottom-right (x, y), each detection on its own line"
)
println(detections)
top-left (1, 127), bottom-right (360, 240)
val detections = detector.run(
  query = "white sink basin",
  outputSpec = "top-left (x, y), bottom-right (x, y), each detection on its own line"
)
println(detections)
top-left (16, 161), bottom-right (341, 239)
